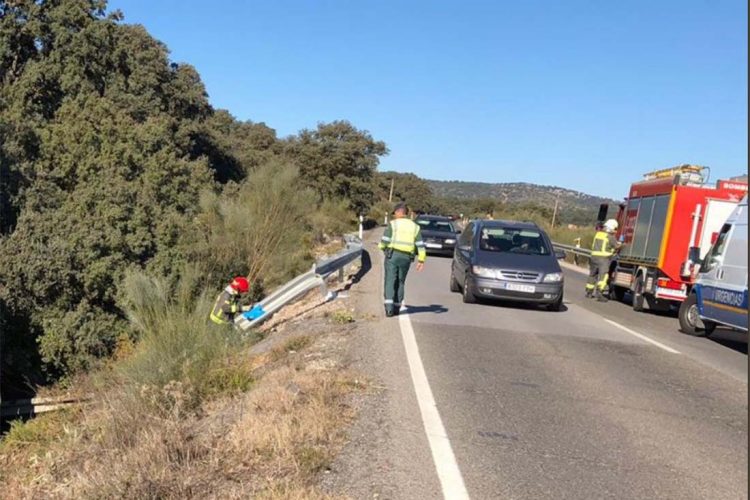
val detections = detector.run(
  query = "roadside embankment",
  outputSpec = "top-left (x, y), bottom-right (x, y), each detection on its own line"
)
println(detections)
top-left (0, 259), bottom-right (371, 499)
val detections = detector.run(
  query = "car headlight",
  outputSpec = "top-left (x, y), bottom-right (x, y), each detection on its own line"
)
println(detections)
top-left (472, 266), bottom-right (499, 279)
top-left (543, 272), bottom-right (563, 282)
top-left (444, 239), bottom-right (456, 244)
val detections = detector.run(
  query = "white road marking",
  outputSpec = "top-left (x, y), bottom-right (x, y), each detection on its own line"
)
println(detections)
top-left (603, 318), bottom-right (681, 354)
top-left (398, 311), bottom-right (471, 500)
top-left (376, 236), bottom-right (468, 498)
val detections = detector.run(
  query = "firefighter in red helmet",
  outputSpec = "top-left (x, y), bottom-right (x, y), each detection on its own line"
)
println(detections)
top-left (210, 276), bottom-right (251, 325)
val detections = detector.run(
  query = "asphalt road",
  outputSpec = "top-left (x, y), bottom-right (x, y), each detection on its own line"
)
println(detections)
top-left (325, 234), bottom-right (748, 500)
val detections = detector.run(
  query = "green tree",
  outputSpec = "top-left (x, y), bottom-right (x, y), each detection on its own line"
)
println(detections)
top-left (0, 0), bottom-right (222, 376)
top-left (284, 120), bottom-right (388, 213)
top-left (374, 171), bottom-right (436, 213)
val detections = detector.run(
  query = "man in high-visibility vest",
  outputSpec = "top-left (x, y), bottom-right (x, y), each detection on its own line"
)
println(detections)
top-left (586, 219), bottom-right (619, 301)
top-left (378, 202), bottom-right (426, 317)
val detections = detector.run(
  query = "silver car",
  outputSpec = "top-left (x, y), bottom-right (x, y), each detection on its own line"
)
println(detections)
top-left (450, 220), bottom-right (566, 311)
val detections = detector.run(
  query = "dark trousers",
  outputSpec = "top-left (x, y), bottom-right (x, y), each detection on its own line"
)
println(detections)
top-left (384, 251), bottom-right (412, 313)
top-left (587, 256), bottom-right (611, 295)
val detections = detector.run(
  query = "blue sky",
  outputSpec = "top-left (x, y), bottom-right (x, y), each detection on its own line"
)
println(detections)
top-left (109, 0), bottom-right (747, 199)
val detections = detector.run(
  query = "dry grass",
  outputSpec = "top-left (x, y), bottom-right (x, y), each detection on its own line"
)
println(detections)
top-left (328, 309), bottom-right (355, 324)
top-left (0, 321), bottom-right (359, 499)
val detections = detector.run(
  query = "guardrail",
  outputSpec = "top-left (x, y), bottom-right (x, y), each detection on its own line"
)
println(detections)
top-left (1, 396), bottom-right (88, 418)
top-left (234, 235), bottom-right (363, 331)
top-left (552, 242), bottom-right (591, 258)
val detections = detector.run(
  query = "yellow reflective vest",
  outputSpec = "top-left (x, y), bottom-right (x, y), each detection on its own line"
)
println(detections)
top-left (591, 231), bottom-right (616, 258)
top-left (379, 218), bottom-right (427, 263)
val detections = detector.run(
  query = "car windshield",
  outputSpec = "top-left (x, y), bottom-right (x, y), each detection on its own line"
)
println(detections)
top-left (416, 219), bottom-right (455, 233)
top-left (479, 227), bottom-right (550, 255)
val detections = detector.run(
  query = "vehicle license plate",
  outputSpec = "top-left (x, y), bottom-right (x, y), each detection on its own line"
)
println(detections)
top-left (426, 243), bottom-right (442, 249)
top-left (506, 283), bottom-right (535, 293)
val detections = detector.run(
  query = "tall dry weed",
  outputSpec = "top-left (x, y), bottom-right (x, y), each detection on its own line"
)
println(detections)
top-left (183, 160), bottom-right (317, 298)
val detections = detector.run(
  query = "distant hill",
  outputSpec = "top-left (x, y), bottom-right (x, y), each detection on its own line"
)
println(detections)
top-left (427, 180), bottom-right (619, 212)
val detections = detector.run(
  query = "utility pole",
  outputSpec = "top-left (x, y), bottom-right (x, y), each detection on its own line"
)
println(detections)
top-left (388, 178), bottom-right (395, 202)
top-left (551, 195), bottom-right (560, 228)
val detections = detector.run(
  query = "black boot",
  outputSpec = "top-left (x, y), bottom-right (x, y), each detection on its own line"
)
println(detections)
top-left (393, 305), bottom-right (401, 316)
top-left (385, 307), bottom-right (395, 317)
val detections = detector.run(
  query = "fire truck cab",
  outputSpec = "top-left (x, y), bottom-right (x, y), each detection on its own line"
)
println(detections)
top-left (609, 165), bottom-right (747, 312)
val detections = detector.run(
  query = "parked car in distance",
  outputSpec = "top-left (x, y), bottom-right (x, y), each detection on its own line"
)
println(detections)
top-left (679, 195), bottom-right (748, 336)
top-left (415, 214), bottom-right (460, 256)
top-left (450, 220), bottom-right (566, 311)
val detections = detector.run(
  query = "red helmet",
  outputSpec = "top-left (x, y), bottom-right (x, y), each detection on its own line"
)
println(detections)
top-left (230, 276), bottom-right (250, 293)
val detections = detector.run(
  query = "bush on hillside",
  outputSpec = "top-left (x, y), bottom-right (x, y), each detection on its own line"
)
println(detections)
top-left (308, 198), bottom-right (356, 244)
top-left (180, 161), bottom-right (317, 300)
top-left (118, 266), bottom-right (251, 407)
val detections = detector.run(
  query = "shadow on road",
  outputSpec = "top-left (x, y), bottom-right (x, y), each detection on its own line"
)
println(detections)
top-left (473, 298), bottom-right (569, 313)
top-left (402, 304), bottom-right (449, 315)
top-left (344, 249), bottom-right (372, 291)
top-left (608, 291), bottom-right (747, 355)
top-left (708, 329), bottom-right (748, 354)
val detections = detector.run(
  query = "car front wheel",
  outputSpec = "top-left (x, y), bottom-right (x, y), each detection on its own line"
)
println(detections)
top-left (462, 275), bottom-right (477, 303)
top-left (547, 293), bottom-right (563, 312)
top-left (449, 271), bottom-right (460, 292)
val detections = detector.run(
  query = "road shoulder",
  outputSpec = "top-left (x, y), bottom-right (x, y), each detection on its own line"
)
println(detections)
top-left (320, 230), bottom-right (443, 500)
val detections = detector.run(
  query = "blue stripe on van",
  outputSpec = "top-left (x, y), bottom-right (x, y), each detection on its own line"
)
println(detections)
top-left (696, 285), bottom-right (748, 331)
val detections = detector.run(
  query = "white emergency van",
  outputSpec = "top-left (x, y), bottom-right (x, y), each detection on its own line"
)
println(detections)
top-left (679, 195), bottom-right (748, 335)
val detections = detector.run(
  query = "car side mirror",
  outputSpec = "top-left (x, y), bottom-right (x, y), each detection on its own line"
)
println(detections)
top-left (555, 250), bottom-right (566, 260)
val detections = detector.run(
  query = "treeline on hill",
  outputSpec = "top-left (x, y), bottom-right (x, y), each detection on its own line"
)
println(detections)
top-left (371, 171), bottom-right (602, 228)
top-left (0, 0), bottom-right (386, 395)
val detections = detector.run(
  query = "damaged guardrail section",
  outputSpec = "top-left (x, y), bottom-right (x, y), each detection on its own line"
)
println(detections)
top-left (234, 235), bottom-right (363, 331)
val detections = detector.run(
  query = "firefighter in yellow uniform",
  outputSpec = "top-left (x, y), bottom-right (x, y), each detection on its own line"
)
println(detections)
top-left (210, 276), bottom-right (250, 325)
top-left (378, 202), bottom-right (426, 317)
top-left (586, 219), bottom-right (619, 302)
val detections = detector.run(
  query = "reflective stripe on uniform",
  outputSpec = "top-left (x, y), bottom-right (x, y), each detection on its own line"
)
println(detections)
top-left (384, 299), bottom-right (394, 304)
top-left (210, 310), bottom-right (228, 324)
top-left (591, 231), bottom-right (614, 257)
top-left (597, 273), bottom-right (609, 290)
top-left (389, 219), bottom-right (418, 253)
top-left (381, 218), bottom-right (427, 263)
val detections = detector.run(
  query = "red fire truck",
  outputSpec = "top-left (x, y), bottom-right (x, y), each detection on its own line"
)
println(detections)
top-left (608, 165), bottom-right (747, 311)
